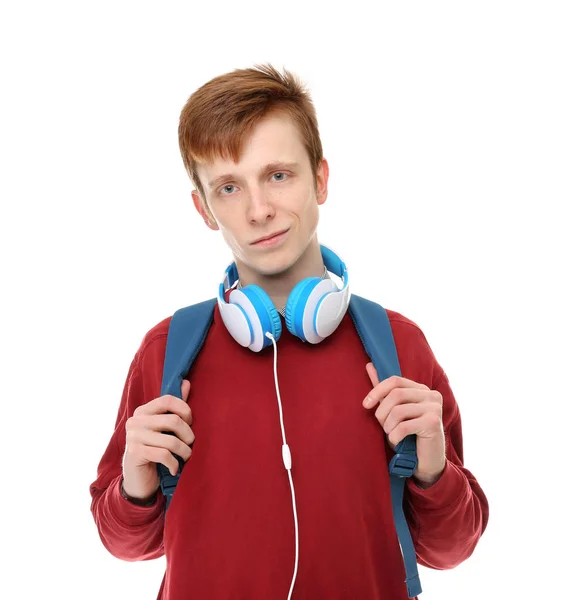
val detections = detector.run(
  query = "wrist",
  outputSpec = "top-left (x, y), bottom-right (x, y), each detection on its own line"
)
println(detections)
top-left (120, 477), bottom-right (158, 506)
top-left (413, 477), bottom-right (437, 490)
top-left (413, 462), bottom-right (446, 489)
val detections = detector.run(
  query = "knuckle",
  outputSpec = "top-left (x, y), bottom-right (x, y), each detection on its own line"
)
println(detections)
top-left (174, 440), bottom-right (191, 462)
top-left (125, 417), bottom-right (139, 435)
top-left (127, 429), bottom-right (141, 443)
top-left (155, 395), bottom-right (167, 410)
top-left (374, 406), bottom-right (384, 422)
top-left (171, 413), bottom-right (183, 429)
top-left (433, 402), bottom-right (443, 418)
top-left (391, 404), bottom-right (405, 419)
top-left (395, 422), bottom-right (405, 438)
top-left (157, 447), bottom-right (170, 462)
top-left (390, 387), bottom-right (406, 402)
top-left (385, 409), bottom-right (400, 432)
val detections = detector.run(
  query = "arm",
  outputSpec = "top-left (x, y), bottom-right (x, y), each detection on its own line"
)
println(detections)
top-left (404, 370), bottom-right (490, 570)
top-left (89, 334), bottom-right (168, 561)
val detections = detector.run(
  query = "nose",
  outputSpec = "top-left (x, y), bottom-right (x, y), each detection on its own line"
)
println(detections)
top-left (246, 187), bottom-right (275, 224)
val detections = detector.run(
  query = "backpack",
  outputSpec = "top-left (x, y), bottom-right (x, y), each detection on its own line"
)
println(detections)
top-left (156, 293), bottom-right (422, 598)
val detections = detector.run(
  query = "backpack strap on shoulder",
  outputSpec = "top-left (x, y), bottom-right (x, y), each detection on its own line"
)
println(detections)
top-left (157, 298), bottom-right (216, 508)
top-left (348, 294), bottom-right (422, 599)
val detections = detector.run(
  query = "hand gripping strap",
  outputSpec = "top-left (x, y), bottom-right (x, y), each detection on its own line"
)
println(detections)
top-left (157, 294), bottom-right (422, 596)
top-left (157, 298), bottom-right (216, 510)
top-left (348, 294), bottom-right (422, 598)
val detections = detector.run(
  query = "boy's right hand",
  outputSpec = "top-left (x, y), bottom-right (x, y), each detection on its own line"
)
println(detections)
top-left (122, 379), bottom-right (193, 501)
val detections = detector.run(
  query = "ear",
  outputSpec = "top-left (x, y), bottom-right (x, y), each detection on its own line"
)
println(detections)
top-left (192, 190), bottom-right (219, 231)
top-left (316, 158), bottom-right (329, 206)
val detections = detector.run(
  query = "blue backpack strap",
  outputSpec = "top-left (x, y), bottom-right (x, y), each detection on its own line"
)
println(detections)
top-left (348, 294), bottom-right (422, 599)
top-left (157, 298), bottom-right (216, 510)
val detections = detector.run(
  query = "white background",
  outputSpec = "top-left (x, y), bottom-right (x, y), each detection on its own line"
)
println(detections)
top-left (1, 1), bottom-right (561, 599)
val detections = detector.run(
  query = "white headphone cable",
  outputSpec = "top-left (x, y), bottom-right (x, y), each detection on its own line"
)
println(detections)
top-left (265, 331), bottom-right (299, 600)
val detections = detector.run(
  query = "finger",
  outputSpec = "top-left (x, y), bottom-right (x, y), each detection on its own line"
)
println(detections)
top-left (130, 429), bottom-right (194, 463)
top-left (382, 402), bottom-right (425, 435)
top-left (365, 362), bottom-right (380, 387)
top-left (180, 380), bottom-right (193, 425)
top-left (386, 415), bottom-right (426, 449)
top-left (363, 375), bottom-right (429, 409)
top-left (144, 446), bottom-right (181, 475)
top-left (181, 379), bottom-right (191, 403)
top-left (387, 413), bottom-right (443, 448)
top-left (136, 413), bottom-right (195, 445)
top-left (135, 395), bottom-right (193, 425)
top-left (375, 387), bottom-right (434, 423)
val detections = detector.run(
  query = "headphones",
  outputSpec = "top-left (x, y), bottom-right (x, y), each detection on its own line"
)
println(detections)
top-left (217, 245), bottom-right (351, 352)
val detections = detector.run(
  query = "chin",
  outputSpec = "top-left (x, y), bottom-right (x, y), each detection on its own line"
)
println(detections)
top-left (251, 258), bottom-right (291, 277)
top-left (252, 246), bottom-right (304, 277)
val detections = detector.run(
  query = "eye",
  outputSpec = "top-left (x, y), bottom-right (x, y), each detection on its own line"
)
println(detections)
top-left (271, 172), bottom-right (288, 182)
top-left (219, 184), bottom-right (239, 196)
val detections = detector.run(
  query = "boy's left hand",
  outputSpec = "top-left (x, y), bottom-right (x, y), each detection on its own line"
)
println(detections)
top-left (363, 362), bottom-right (446, 487)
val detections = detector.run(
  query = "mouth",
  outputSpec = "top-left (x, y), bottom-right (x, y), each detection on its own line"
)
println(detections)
top-left (250, 228), bottom-right (290, 247)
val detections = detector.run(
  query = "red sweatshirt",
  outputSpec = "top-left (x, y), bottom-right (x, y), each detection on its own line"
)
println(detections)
top-left (90, 301), bottom-right (488, 600)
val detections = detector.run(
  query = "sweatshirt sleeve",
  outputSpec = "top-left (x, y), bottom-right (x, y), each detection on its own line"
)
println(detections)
top-left (404, 369), bottom-right (490, 570)
top-left (89, 332), bottom-right (169, 562)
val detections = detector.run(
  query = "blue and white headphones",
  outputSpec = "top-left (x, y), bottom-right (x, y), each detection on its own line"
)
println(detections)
top-left (217, 245), bottom-right (351, 352)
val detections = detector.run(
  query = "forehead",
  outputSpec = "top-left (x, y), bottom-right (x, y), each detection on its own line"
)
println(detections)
top-left (198, 114), bottom-right (307, 186)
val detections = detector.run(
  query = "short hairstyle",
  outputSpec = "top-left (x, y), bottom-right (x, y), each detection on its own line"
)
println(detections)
top-left (178, 63), bottom-right (323, 212)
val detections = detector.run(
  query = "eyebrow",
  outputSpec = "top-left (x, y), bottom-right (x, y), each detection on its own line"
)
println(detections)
top-left (207, 161), bottom-right (300, 191)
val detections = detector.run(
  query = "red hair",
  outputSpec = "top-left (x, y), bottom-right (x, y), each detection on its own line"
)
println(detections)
top-left (178, 63), bottom-right (323, 211)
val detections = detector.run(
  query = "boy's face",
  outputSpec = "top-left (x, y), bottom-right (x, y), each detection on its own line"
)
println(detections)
top-left (192, 113), bottom-right (328, 279)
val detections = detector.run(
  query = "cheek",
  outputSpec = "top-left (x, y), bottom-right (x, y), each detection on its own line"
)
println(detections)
top-left (291, 188), bottom-right (318, 218)
top-left (220, 227), bottom-right (238, 246)
top-left (305, 202), bottom-right (320, 229)
top-left (217, 223), bottom-right (245, 254)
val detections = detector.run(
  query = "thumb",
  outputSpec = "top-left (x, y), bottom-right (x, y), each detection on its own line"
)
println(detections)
top-left (365, 362), bottom-right (380, 387)
top-left (181, 379), bottom-right (191, 402)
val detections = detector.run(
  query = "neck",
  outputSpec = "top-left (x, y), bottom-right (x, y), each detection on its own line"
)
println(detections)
top-left (237, 239), bottom-right (325, 311)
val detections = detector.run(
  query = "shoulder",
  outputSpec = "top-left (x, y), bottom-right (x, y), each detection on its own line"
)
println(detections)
top-left (142, 314), bottom-right (173, 342)
top-left (384, 307), bottom-right (444, 387)
top-left (384, 307), bottom-right (430, 350)
top-left (386, 307), bottom-right (424, 334)
top-left (133, 315), bottom-right (173, 370)
top-left (385, 308), bottom-right (432, 348)
top-left (134, 298), bottom-right (216, 368)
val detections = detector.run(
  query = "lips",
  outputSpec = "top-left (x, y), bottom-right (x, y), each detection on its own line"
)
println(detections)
top-left (251, 229), bottom-right (289, 244)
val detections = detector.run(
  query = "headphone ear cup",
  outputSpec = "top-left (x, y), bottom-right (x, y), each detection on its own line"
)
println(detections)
top-left (285, 277), bottom-right (322, 339)
top-left (239, 284), bottom-right (282, 346)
